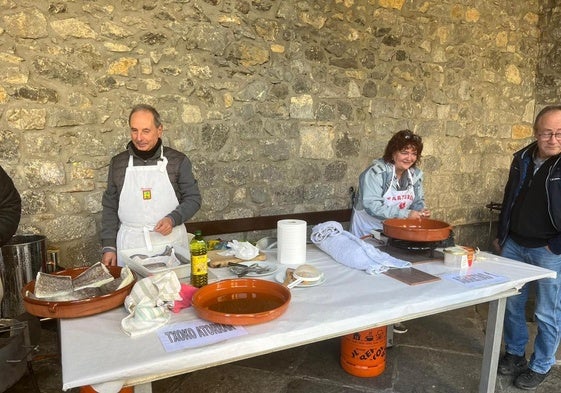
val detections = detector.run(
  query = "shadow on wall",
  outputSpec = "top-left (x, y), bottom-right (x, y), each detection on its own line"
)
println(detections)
top-left (453, 221), bottom-right (497, 252)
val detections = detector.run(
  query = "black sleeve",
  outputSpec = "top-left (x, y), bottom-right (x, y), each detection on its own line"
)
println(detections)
top-left (0, 165), bottom-right (22, 247)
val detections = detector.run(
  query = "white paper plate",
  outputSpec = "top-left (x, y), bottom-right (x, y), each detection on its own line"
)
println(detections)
top-left (228, 261), bottom-right (279, 277)
top-left (275, 270), bottom-right (326, 288)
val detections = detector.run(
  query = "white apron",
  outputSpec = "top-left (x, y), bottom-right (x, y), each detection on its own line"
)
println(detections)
top-left (351, 168), bottom-right (415, 237)
top-left (116, 152), bottom-right (188, 266)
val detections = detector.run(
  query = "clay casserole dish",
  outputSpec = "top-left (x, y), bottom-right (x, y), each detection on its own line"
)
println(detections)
top-left (22, 266), bottom-right (136, 319)
top-left (382, 218), bottom-right (452, 242)
top-left (191, 278), bottom-right (291, 325)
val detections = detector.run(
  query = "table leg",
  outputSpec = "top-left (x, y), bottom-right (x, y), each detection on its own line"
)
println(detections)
top-left (387, 324), bottom-right (394, 347)
top-left (479, 298), bottom-right (506, 393)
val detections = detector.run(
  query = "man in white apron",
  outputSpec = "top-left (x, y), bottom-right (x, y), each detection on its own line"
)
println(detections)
top-left (101, 105), bottom-right (201, 266)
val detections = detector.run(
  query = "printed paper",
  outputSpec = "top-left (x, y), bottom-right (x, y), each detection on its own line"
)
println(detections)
top-left (158, 318), bottom-right (247, 352)
top-left (441, 268), bottom-right (509, 288)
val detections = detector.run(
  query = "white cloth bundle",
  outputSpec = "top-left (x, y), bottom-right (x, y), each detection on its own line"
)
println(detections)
top-left (310, 221), bottom-right (411, 274)
top-left (121, 271), bottom-right (182, 337)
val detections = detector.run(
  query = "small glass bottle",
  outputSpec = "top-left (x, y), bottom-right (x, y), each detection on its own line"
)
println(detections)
top-left (46, 248), bottom-right (61, 273)
top-left (190, 230), bottom-right (208, 288)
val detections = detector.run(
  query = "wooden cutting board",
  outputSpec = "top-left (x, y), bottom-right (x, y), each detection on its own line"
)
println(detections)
top-left (207, 250), bottom-right (267, 268)
top-left (383, 267), bottom-right (440, 286)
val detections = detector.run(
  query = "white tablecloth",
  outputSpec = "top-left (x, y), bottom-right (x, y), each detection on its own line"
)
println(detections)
top-left (60, 246), bottom-right (555, 391)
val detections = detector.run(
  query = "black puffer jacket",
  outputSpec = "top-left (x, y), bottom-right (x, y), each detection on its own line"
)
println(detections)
top-left (0, 165), bottom-right (22, 247)
top-left (497, 142), bottom-right (561, 254)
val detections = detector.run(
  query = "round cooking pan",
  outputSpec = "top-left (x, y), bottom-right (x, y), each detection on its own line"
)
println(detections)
top-left (382, 218), bottom-right (452, 242)
top-left (192, 278), bottom-right (291, 325)
top-left (22, 266), bottom-right (136, 319)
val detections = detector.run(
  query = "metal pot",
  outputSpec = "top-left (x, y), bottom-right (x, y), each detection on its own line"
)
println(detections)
top-left (382, 218), bottom-right (452, 242)
top-left (1, 234), bottom-right (46, 318)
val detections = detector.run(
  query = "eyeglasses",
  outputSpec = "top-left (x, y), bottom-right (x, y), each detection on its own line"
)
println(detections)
top-left (537, 132), bottom-right (561, 141)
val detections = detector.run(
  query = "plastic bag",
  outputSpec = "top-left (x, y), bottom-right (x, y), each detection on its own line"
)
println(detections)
top-left (223, 240), bottom-right (259, 260)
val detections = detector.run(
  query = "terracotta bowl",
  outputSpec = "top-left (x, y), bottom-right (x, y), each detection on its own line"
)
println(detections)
top-left (191, 278), bottom-right (291, 325)
top-left (382, 218), bottom-right (452, 242)
top-left (21, 266), bottom-right (136, 319)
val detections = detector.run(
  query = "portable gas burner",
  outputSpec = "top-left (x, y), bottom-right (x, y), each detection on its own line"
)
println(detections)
top-left (388, 233), bottom-right (454, 254)
top-left (376, 232), bottom-right (455, 262)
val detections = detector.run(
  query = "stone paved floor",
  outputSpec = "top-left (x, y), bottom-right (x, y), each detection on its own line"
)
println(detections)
top-left (4, 304), bottom-right (561, 393)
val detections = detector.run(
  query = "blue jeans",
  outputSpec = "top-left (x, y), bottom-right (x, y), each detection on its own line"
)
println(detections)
top-left (501, 237), bottom-right (561, 374)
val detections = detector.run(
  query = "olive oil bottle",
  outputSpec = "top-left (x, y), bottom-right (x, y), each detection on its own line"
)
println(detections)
top-left (190, 230), bottom-right (208, 287)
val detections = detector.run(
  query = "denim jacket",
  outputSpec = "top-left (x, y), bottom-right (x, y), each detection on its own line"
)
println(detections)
top-left (353, 158), bottom-right (425, 220)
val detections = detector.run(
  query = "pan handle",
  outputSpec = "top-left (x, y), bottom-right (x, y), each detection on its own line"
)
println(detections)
top-left (48, 303), bottom-right (59, 314)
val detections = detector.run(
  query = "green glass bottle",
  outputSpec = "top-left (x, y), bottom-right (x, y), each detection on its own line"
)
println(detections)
top-left (190, 230), bottom-right (208, 288)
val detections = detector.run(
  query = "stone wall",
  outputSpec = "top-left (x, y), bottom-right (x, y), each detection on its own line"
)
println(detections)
top-left (536, 1), bottom-right (561, 105)
top-left (0, 0), bottom-right (552, 265)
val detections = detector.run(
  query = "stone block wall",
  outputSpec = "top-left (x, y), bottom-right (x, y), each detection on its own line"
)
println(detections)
top-left (537, 2), bottom-right (561, 104)
top-left (0, 0), bottom-right (555, 265)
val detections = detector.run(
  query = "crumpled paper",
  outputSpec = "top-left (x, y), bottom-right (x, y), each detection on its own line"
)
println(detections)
top-left (219, 240), bottom-right (259, 260)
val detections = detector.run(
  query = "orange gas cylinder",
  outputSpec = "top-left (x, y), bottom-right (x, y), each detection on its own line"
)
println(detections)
top-left (80, 386), bottom-right (133, 393)
top-left (340, 326), bottom-right (387, 377)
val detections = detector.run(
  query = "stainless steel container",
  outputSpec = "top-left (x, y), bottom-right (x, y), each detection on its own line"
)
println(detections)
top-left (0, 235), bottom-right (47, 318)
top-left (0, 318), bottom-right (38, 392)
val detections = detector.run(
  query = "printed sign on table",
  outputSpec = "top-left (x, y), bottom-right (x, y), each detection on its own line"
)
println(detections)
top-left (441, 268), bottom-right (509, 289)
top-left (158, 318), bottom-right (247, 352)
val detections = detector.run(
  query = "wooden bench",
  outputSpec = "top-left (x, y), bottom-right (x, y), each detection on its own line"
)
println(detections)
top-left (185, 209), bottom-right (352, 237)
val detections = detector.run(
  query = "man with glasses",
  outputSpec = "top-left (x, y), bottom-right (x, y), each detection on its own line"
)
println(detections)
top-left (494, 105), bottom-right (561, 389)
